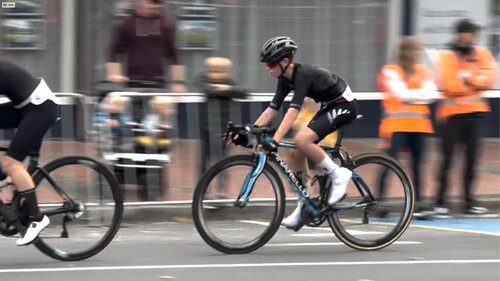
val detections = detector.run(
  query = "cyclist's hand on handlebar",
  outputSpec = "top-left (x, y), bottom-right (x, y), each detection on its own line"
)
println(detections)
top-left (261, 137), bottom-right (279, 152)
top-left (223, 123), bottom-right (251, 148)
top-left (230, 131), bottom-right (251, 148)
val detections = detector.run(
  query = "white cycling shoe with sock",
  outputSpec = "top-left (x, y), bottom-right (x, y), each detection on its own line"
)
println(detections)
top-left (281, 200), bottom-right (303, 229)
top-left (282, 167), bottom-right (352, 229)
top-left (328, 167), bottom-right (352, 206)
top-left (16, 215), bottom-right (50, 246)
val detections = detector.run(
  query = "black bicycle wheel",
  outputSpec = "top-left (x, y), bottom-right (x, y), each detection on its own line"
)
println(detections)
top-left (192, 154), bottom-right (286, 254)
top-left (327, 153), bottom-right (414, 251)
top-left (31, 156), bottom-right (123, 261)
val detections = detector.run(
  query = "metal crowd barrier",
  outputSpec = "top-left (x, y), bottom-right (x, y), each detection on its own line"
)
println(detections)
top-left (0, 91), bottom-right (497, 202)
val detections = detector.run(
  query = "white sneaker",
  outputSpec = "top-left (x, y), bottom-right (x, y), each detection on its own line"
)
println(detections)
top-left (16, 215), bottom-right (50, 246)
top-left (328, 167), bottom-right (352, 206)
top-left (432, 207), bottom-right (451, 219)
top-left (281, 200), bottom-right (303, 229)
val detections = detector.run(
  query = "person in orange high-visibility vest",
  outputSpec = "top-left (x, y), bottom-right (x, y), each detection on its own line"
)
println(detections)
top-left (376, 36), bottom-right (439, 216)
top-left (434, 19), bottom-right (498, 217)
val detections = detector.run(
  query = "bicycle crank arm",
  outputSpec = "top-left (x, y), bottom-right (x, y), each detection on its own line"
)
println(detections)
top-left (42, 201), bottom-right (80, 217)
top-left (320, 200), bottom-right (377, 216)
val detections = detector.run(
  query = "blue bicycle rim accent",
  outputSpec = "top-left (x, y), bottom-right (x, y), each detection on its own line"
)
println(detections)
top-left (239, 151), bottom-right (267, 207)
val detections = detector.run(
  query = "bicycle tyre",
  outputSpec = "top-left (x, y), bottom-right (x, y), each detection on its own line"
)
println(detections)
top-left (32, 156), bottom-right (123, 261)
top-left (192, 154), bottom-right (286, 254)
top-left (327, 153), bottom-right (414, 251)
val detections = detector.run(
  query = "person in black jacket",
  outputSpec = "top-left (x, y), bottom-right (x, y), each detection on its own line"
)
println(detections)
top-left (197, 57), bottom-right (247, 190)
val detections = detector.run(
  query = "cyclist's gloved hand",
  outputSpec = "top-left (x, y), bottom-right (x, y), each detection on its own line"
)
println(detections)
top-left (233, 133), bottom-right (249, 147)
top-left (231, 130), bottom-right (251, 148)
top-left (262, 137), bottom-right (279, 152)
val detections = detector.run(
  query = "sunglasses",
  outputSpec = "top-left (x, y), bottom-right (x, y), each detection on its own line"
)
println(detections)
top-left (265, 61), bottom-right (279, 68)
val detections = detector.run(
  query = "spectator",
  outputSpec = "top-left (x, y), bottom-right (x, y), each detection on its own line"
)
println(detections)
top-left (130, 96), bottom-right (175, 200)
top-left (139, 96), bottom-right (175, 153)
top-left (97, 94), bottom-right (133, 153)
top-left (434, 19), bottom-right (498, 216)
top-left (107, 0), bottom-right (185, 123)
top-left (376, 36), bottom-right (438, 217)
top-left (107, 0), bottom-right (186, 92)
top-left (196, 57), bottom-right (247, 180)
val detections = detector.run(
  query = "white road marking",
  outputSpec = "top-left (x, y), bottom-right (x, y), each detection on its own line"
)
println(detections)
top-left (266, 241), bottom-right (421, 247)
top-left (292, 230), bottom-right (384, 237)
top-left (0, 259), bottom-right (497, 273)
top-left (239, 220), bottom-right (270, 226)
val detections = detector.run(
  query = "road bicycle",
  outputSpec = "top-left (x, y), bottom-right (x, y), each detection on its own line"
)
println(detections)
top-left (192, 122), bottom-right (414, 254)
top-left (0, 146), bottom-right (123, 261)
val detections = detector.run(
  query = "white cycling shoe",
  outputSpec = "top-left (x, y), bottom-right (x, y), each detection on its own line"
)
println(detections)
top-left (281, 200), bottom-right (304, 230)
top-left (16, 215), bottom-right (50, 246)
top-left (327, 167), bottom-right (352, 206)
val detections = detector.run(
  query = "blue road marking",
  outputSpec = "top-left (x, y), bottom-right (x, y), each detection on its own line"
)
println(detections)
top-left (411, 219), bottom-right (500, 234)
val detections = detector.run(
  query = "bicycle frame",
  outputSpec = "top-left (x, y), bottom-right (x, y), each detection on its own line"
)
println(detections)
top-left (0, 148), bottom-right (81, 221)
top-left (236, 130), bottom-right (377, 218)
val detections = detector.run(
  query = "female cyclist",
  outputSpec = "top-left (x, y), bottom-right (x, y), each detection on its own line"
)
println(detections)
top-left (242, 36), bottom-right (359, 230)
top-left (0, 60), bottom-right (59, 245)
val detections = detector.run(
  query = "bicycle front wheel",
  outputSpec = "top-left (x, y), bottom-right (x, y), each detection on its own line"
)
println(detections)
top-left (192, 155), bottom-right (286, 254)
top-left (328, 153), bottom-right (414, 251)
top-left (32, 156), bottom-right (123, 261)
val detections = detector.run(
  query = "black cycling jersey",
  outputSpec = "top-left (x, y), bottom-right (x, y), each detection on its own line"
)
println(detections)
top-left (269, 63), bottom-right (348, 110)
top-left (0, 60), bottom-right (40, 107)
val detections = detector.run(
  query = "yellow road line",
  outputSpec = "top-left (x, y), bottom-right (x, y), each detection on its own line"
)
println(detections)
top-left (409, 224), bottom-right (500, 236)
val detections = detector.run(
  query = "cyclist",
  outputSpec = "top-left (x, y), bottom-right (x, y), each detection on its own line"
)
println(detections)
top-left (242, 36), bottom-right (359, 229)
top-left (0, 60), bottom-right (59, 245)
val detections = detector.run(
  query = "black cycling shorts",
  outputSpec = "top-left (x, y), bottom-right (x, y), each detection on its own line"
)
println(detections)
top-left (307, 99), bottom-right (358, 143)
top-left (0, 100), bottom-right (59, 161)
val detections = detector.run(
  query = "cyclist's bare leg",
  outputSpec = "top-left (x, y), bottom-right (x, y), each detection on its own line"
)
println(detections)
top-left (295, 127), bottom-right (351, 206)
top-left (287, 149), bottom-right (308, 176)
top-left (281, 129), bottom-right (321, 228)
top-left (282, 148), bottom-right (309, 227)
top-left (294, 127), bottom-right (326, 162)
top-left (3, 155), bottom-right (49, 245)
top-left (3, 155), bottom-right (34, 191)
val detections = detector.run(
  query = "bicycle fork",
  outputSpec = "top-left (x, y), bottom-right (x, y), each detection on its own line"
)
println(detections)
top-left (234, 151), bottom-right (267, 208)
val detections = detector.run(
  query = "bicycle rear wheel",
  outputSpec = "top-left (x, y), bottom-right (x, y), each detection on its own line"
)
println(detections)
top-left (192, 155), bottom-right (285, 254)
top-left (32, 156), bottom-right (123, 261)
top-left (328, 153), bottom-right (414, 251)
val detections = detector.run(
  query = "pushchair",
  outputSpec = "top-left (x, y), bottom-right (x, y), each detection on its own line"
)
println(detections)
top-left (91, 80), bottom-right (173, 201)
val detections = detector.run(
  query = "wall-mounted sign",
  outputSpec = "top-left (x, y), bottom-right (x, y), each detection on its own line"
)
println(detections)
top-left (2, 0), bottom-right (45, 16)
top-left (1, 19), bottom-right (45, 49)
top-left (178, 6), bottom-right (218, 50)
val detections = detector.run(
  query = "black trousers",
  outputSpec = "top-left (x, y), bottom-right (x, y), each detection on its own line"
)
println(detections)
top-left (378, 132), bottom-right (427, 203)
top-left (436, 113), bottom-right (486, 209)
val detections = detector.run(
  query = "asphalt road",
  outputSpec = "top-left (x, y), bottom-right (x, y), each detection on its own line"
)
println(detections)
top-left (0, 217), bottom-right (498, 281)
